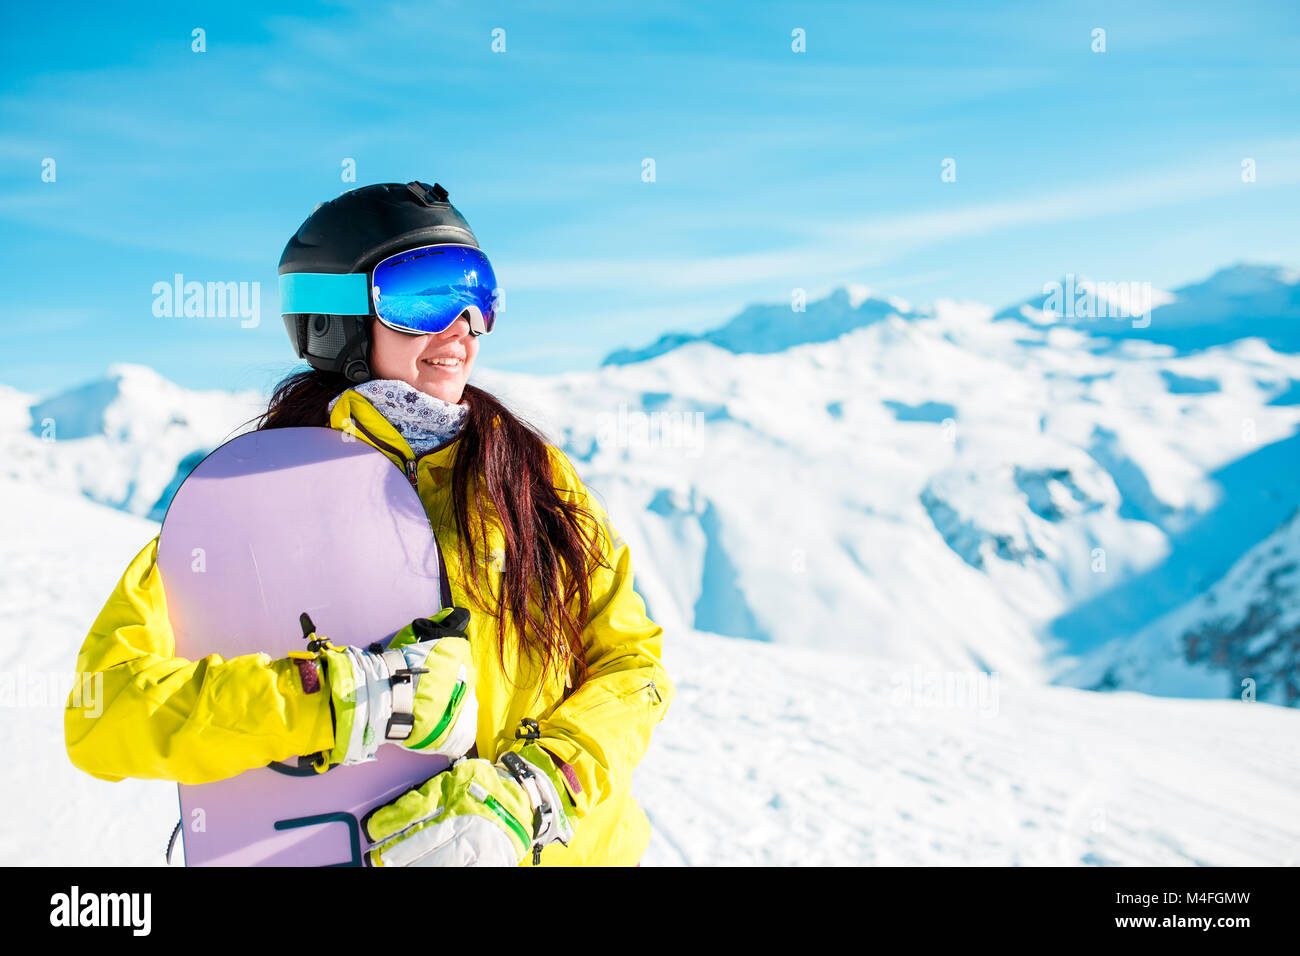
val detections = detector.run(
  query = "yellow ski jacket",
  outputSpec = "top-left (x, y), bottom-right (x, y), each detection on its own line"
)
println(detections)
top-left (64, 389), bottom-right (675, 866)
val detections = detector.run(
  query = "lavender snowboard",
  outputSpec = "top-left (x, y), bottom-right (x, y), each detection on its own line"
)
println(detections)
top-left (158, 427), bottom-right (455, 866)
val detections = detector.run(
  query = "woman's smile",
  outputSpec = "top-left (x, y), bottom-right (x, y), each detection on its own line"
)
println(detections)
top-left (369, 313), bottom-right (478, 403)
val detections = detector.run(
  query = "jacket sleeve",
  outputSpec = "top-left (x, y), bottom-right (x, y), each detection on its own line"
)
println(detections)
top-left (64, 536), bottom-right (336, 785)
top-left (506, 447), bottom-right (676, 820)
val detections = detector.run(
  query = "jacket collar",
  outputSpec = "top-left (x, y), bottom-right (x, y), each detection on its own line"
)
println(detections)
top-left (326, 388), bottom-right (463, 472)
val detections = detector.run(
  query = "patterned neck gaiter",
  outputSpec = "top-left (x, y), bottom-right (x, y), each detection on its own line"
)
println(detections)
top-left (328, 378), bottom-right (469, 455)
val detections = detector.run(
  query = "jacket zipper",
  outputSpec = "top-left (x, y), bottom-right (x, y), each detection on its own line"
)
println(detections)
top-left (345, 414), bottom-right (457, 491)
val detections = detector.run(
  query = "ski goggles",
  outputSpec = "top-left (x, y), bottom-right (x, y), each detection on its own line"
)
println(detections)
top-left (279, 243), bottom-right (499, 336)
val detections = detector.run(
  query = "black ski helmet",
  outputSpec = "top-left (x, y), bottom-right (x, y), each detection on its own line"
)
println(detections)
top-left (278, 181), bottom-right (482, 383)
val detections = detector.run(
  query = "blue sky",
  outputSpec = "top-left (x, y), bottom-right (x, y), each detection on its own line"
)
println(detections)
top-left (2, 0), bottom-right (1297, 395)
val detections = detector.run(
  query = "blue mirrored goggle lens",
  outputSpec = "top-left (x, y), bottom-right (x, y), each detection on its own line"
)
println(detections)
top-left (371, 244), bottom-right (498, 335)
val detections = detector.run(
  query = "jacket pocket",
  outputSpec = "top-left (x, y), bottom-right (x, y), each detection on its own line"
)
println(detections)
top-left (563, 669), bottom-right (667, 720)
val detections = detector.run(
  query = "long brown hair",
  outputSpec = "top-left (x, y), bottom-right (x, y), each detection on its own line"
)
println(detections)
top-left (252, 366), bottom-right (608, 703)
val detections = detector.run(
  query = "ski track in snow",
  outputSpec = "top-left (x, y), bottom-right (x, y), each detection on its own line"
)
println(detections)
top-left (4, 477), bottom-right (1298, 867)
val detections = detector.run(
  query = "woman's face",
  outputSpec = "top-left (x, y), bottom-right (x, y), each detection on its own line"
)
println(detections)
top-left (367, 313), bottom-right (478, 404)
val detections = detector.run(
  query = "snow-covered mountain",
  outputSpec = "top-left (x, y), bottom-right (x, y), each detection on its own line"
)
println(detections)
top-left (5, 474), bottom-right (1297, 866)
top-left (501, 301), bottom-right (1300, 692)
top-left (606, 264), bottom-right (1300, 366)
top-left (7, 263), bottom-right (1300, 704)
top-left (994, 263), bottom-right (1300, 354)
top-left (1062, 506), bottom-right (1300, 706)
top-left (601, 284), bottom-right (917, 365)
top-left (1, 363), bottom-right (263, 519)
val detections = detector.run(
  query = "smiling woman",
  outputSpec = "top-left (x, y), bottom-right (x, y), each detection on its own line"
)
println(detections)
top-left (64, 181), bottom-right (675, 867)
top-left (258, 182), bottom-right (675, 865)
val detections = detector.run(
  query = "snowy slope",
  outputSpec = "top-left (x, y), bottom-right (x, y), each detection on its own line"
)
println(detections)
top-left (5, 478), bottom-right (1298, 866)
top-left (0, 478), bottom-right (178, 866)
top-left (641, 627), bottom-right (1300, 866)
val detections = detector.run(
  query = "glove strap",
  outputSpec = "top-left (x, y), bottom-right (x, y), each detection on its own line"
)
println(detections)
top-left (334, 644), bottom-right (424, 762)
top-left (379, 648), bottom-right (418, 741)
top-left (500, 751), bottom-right (552, 849)
top-left (500, 747), bottom-right (579, 865)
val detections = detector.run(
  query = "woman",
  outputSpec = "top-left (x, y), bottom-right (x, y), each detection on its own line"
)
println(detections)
top-left (64, 181), bottom-right (675, 867)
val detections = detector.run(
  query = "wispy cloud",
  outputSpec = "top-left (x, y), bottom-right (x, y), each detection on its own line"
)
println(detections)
top-left (505, 143), bottom-right (1300, 296)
